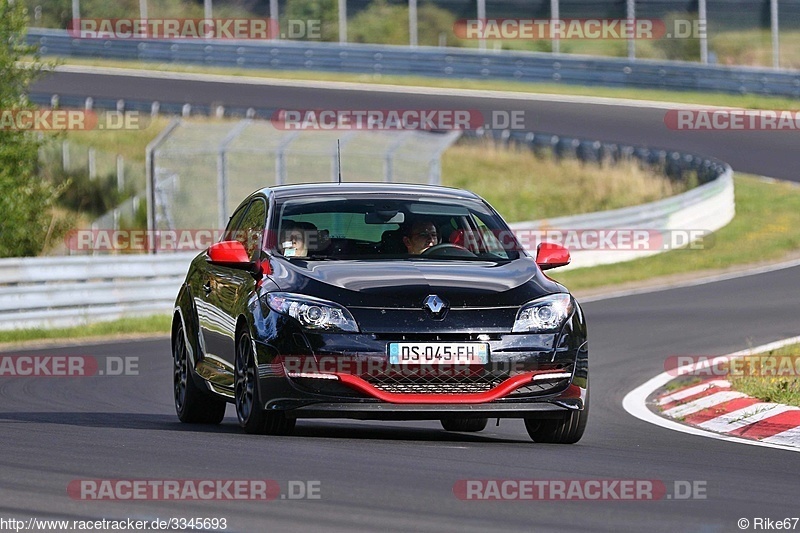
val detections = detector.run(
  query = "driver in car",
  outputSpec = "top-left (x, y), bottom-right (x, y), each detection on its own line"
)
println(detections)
top-left (403, 220), bottom-right (439, 254)
top-left (280, 223), bottom-right (309, 257)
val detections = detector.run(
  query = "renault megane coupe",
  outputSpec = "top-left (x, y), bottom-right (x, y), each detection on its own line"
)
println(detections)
top-left (171, 183), bottom-right (588, 443)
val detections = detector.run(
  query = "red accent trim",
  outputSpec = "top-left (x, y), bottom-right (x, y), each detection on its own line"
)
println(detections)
top-left (335, 371), bottom-right (557, 404)
top-left (555, 383), bottom-right (583, 399)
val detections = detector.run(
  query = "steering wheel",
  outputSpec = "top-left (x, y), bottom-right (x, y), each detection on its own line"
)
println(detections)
top-left (420, 243), bottom-right (477, 258)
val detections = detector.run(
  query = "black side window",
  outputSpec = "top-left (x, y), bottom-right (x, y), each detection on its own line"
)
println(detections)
top-left (223, 204), bottom-right (250, 242)
top-left (238, 199), bottom-right (267, 261)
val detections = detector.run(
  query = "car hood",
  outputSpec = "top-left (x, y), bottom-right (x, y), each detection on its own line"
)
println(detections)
top-left (266, 258), bottom-right (563, 308)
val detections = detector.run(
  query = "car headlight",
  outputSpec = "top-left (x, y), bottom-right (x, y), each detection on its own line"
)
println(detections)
top-left (266, 292), bottom-right (359, 332)
top-left (512, 294), bottom-right (573, 333)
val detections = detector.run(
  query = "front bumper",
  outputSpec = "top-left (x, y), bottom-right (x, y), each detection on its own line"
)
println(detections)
top-left (280, 398), bottom-right (584, 420)
top-left (251, 307), bottom-right (588, 419)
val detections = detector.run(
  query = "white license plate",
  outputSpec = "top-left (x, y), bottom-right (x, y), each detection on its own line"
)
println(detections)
top-left (388, 343), bottom-right (489, 364)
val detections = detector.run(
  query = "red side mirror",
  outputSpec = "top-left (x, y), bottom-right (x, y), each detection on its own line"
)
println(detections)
top-left (208, 241), bottom-right (250, 264)
top-left (208, 240), bottom-right (273, 277)
top-left (536, 242), bottom-right (571, 270)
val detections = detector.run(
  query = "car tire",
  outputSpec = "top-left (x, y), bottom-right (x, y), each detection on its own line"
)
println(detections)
top-left (173, 322), bottom-right (226, 424)
top-left (440, 418), bottom-right (488, 432)
top-left (524, 391), bottom-right (589, 444)
top-left (235, 329), bottom-right (296, 436)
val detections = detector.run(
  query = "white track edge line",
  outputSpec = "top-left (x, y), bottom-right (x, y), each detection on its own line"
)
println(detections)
top-left (581, 256), bottom-right (800, 303)
top-left (622, 335), bottom-right (800, 453)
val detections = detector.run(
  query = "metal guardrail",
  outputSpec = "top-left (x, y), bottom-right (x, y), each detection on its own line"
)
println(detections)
top-left (8, 32), bottom-right (738, 329)
top-left (0, 253), bottom-right (195, 330)
top-left (0, 134), bottom-right (732, 328)
top-left (510, 167), bottom-right (735, 270)
top-left (471, 129), bottom-right (734, 270)
top-left (27, 29), bottom-right (800, 98)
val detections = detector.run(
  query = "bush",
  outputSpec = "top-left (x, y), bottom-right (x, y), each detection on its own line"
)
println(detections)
top-left (653, 12), bottom-right (701, 61)
top-left (46, 166), bottom-right (128, 217)
top-left (24, 0), bottom-right (253, 29)
top-left (349, 0), bottom-right (461, 47)
top-left (0, 1), bottom-right (62, 257)
top-left (284, 0), bottom-right (339, 42)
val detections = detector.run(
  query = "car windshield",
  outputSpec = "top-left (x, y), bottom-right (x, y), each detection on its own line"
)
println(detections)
top-left (272, 196), bottom-right (523, 261)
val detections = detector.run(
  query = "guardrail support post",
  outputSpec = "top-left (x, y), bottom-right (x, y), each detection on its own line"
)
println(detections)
top-left (477, 0), bottom-right (486, 51)
top-left (626, 0), bottom-right (635, 59)
top-left (549, 0), bottom-right (559, 54)
top-left (338, 0), bottom-right (347, 43)
top-left (270, 0), bottom-right (279, 40)
top-left (771, 0), bottom-right (780, 68)
top-left (698, 0), bottom-right (708, 64)
top-left (409, 0), bottom-right (418, 47)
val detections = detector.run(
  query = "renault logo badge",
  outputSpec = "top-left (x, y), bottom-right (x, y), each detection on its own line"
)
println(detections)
top-left (423, 295), bottom-right (448, 319)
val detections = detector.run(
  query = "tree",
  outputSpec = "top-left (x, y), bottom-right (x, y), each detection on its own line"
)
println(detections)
top-left (0, 0), bottom-right (60, 257)
top-left (348, 0), bottom-right (461, 47)
top-left (284, 0), bottom-right (338, 42)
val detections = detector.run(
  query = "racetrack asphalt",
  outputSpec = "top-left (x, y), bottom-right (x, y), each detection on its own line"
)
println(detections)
top-left (31, 68), bottom-right (800, 181)
top-left (2, 264), bottom-right (799, 532)
top-left (5, 68), bottom-right (798, 532)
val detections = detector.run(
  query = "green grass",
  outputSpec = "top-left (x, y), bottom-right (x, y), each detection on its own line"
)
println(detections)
top-left (480, 29), bottom-right (800, 70)
top-left (41, 114), bottom-right (171, 164)
top-left (56, 57), bottom-right (800, 112)
top-left (712, 29), bottom-right (800, 70)
top-left (23, 118), bottom-right (800, 343)
top-left (442, 140), bottom-right (686, 220)
top-left (729, 343), bottom-right (800, 407)
top-left (18, 172), bottom-right (800, 345)
top-left (551, 175), bottom-right (800, 291)
top-left (0, 315), bottom-right (171, 345)
top-left (12, 175), bottom-right (800, 344)
top-left (663, 376), bottom-right (703, 393)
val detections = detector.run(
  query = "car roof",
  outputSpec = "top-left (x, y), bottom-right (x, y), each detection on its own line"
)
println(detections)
top-left (262, 182), bottom-right (482, 201)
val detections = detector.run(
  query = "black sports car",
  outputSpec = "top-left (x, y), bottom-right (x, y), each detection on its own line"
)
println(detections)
top-left (172, 183), bottom-right (588, 443)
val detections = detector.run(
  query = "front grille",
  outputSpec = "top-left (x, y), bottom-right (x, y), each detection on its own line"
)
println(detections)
top-left (363, 368), bottom-right (509, 395)
top-left (372, 333), bottom-right (502, 342)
